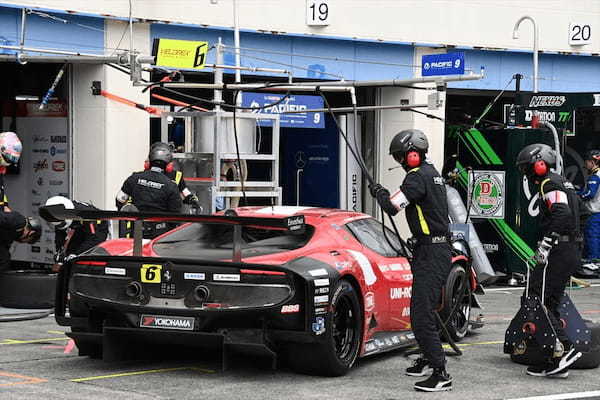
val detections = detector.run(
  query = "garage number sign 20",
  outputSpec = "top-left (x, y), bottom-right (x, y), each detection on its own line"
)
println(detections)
top-left (141, 264), bottom-right (163, 283)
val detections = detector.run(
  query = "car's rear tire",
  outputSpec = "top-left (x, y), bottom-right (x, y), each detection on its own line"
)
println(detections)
top-left (285, 279), bottom-right (362, 376)
top-left (0, 270), bottom-right (56, 309)
top-left (439, 263), bottom-right (472, 342)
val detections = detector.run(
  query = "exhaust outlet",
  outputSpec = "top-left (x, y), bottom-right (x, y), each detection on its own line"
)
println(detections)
top-left (194, 285), bottom-right (210, 302)
top-left (126, 281), bottom-right (142, 298)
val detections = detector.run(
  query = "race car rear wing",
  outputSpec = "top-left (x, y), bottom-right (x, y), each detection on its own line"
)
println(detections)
top-left (39, 205), bottom-right (305, 261)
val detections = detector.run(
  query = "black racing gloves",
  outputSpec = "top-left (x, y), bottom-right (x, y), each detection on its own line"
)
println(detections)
top-left (368, 183), bottom-right (398, 216)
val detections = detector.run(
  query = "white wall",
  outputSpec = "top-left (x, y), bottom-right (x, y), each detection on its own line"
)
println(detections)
top-left (5, 0), bottom-right (600, 54)
top-left (71, 20), bottom-right (150, 210)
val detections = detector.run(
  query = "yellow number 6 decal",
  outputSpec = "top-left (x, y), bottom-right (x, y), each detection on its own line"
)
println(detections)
top-left (141, 264), bottom-right (162, 283)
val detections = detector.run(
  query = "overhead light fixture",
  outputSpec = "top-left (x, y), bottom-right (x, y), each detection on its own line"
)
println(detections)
top-left (15, 95), bottom-right (39, 101)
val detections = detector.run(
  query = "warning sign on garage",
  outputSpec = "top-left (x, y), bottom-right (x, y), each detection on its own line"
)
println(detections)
top-left (154, 38), bottom-right (208, 70)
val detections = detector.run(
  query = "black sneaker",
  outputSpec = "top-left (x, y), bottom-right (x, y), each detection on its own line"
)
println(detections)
top-left (414, 368), bottom-right (452, 392)
top-left (526, 364), bottom-right (551, 377)
top-left (546, 347), bottom-right (582, 375)
top-left (406, 357), bottom-right (432, 377)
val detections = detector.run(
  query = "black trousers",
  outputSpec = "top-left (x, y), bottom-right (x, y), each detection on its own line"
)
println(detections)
top-left (527, 241), bottom-right (579, 346)
top-left (410, 242), bottom-right (452, 369)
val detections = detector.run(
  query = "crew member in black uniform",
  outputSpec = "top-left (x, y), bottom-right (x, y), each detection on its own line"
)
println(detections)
top-left (44, 196), bottom-right (109, 272)
top-left (515, 143), bottom-right (583, 378)
top-left (146, 142), bottom-right (201, 211)
top-left (369, 129), bottom-right (452, 392)
top-left (116, 143), bottom-right (182, 238)
top-left (0, 210), bottom-right (41, 271)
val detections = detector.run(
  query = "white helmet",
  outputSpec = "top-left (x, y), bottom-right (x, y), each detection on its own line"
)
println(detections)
top-left (45, 196), bottom-right (74, 229)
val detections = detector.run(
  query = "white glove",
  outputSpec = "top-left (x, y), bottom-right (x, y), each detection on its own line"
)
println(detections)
top-left (533, 236), bottom-right (555, 265)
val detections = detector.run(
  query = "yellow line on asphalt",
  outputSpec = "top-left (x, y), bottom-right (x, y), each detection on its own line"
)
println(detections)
top-left (71, 366), bottom-right (214, 382)
top-left (0, 337), bottom-right (69, 345)
top-left (442, 340), bottom-right (503, 350)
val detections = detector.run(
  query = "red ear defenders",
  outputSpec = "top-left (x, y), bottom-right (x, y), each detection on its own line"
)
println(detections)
top-left (406, 151), bottom-right (421, 168)
top-left (533, 159), bottom-right (547, 176)
top-left (144, 160), bottom-right (174, 173)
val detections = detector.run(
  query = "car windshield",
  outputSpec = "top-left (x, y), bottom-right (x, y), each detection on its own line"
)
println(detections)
top-left (152, 222), bottom-right (314, 260)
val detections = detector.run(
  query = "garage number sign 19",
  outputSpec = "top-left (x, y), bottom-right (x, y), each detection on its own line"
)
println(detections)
top-left (141, 264), bottom-right (163, 283)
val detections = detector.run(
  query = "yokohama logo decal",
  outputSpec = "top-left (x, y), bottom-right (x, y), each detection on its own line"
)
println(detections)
top-left (140, 314), bottom-right (195, 330)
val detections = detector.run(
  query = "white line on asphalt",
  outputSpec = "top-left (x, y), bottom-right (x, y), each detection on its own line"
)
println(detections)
top-left (507, 390), bottom-right (600, 400)
top-left (486, 284), bottom-right (600, 292)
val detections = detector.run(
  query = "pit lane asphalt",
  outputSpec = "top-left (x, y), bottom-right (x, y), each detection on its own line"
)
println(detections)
top-left (1, 281), bottom-right (600, 400)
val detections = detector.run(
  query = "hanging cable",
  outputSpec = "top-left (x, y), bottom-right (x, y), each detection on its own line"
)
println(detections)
top-left (231, 90), bottom-right (247, 205)
top-left (472, 76), bottom-right (515, 128)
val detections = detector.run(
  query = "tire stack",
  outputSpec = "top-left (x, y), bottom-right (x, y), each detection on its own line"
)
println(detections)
top-left (0, 270), bottom-right (56, 309)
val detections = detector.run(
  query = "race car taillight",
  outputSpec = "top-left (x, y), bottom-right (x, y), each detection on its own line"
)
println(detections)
top-left (76, 260), bottom-right (107, 266)
top-left (240, 269), bottom-right (286, 276)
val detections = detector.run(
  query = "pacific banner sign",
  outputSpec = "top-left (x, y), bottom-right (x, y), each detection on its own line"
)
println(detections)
top-left (421, 52), bottom-right (465, 76)
top-left (241, 92), bottom-right (325, 129)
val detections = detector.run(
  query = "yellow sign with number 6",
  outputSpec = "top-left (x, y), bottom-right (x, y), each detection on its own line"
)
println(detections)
top-left (141, 264), bottom-right (162, 283)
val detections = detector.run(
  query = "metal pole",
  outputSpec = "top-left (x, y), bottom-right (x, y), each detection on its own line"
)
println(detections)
top-left (19, 8), bottom-right (27, 50)
top-left (233, 0), bottom-right (241, 84)
top-left (214, 38), bottom-right (224, 111)
top-left (0, 44), bottom-right (129, 59)
top-left (282, 103), bottom-right (431, 114)
top-left (0, 53), bottom-right (130, 64)
top-left (162, 72), bottom-right (484, 90)
top-left (513, 15), bottom-right (539, 93)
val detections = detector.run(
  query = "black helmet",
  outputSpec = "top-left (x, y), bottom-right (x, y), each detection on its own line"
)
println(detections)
top-left (148, 142), bottom-right (173, 168)
top-left (516, 143), bottom-right (556, 177)
top-left (585, 149), bottom-right (600, 163)
top-left (389, 129), bottom-right (428, 167)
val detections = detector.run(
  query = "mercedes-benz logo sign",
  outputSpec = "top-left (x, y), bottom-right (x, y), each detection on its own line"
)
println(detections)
top-left (295, 151), bottom-right (306, 169)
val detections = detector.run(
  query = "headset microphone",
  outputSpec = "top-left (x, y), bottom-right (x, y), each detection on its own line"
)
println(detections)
top-left (388, 165), bottom-right (403, 171)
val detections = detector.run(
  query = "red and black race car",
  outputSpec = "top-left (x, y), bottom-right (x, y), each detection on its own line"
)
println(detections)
top-left (40, 205), bottom-right (483, 376)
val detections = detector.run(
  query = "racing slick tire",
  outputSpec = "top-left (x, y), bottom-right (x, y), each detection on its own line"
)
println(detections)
top-left (510, 323), bottom-right (600, 369)
top-left (284, 279), bottom-right (363, 376)
top-left (0, 270), bottom-right (56, 309)
top-left (439, 263), bottom-right (472, 342)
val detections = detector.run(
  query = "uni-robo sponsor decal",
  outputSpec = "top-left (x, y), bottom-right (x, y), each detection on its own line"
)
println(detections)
top-left (314, 295), bottom-right (328, 304)
top-left (105, 267), bottom-right (126, 276)
top-left (184, 272), bottom-right (205, 280)
top-left (390, 287), bottom-right (411, 300)
top-left (213, 273), bottom-right (240, 282)
top-left (308, 268), bottom-right (328, 277)
top-left (364, 291), bottom-right (375, 312)
top-left (313, 278), bottom-right (329, 287)
top-left (347, 250), bottom-right (377, 285)
top-left (281, 304), bottom-right (300, 314)
top-left (140, 314), bottom-right (195, 330)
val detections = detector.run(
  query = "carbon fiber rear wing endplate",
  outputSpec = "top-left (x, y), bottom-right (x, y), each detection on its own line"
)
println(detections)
top-left (39, 205), bottom-right (305, 261)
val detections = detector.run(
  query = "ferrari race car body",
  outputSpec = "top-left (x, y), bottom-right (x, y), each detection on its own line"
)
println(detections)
top-left (41, 205), bottom-right (482, 376)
